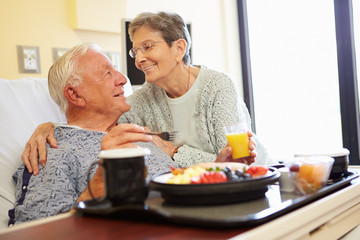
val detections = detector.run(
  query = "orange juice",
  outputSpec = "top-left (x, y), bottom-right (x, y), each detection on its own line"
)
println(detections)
top-left (226, 132), bottom-right (250, 159)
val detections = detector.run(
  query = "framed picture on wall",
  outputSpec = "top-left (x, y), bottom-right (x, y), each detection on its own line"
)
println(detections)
top-left (105, 51), bottom-right (121, 71)
top-left (17, 45), bottom-right (41, 73)
top-left (52, 48), bottom-right (69, 63)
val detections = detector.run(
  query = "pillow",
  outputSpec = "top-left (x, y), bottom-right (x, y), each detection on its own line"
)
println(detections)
top-left (0, 77), bottom-right (66, 228)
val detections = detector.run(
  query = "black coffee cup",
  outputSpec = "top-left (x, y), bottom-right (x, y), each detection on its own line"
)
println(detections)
top-left (327, 148), bottom-right (350, 180)
top-left (88, 148), bottom-right (150, 205)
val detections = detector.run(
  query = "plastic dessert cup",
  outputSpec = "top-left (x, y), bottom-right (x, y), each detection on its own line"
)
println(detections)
top-left (288, 156), bottom-right (334, 195)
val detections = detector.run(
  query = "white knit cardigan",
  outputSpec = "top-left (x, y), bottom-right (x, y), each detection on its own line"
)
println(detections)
top-left (118, 66), bottom-right (276, 167)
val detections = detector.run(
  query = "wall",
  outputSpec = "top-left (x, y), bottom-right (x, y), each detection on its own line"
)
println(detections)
top-left (0, 0), bottom-right (242, 96)
top-left (0, 0), bottom-right (122, 80)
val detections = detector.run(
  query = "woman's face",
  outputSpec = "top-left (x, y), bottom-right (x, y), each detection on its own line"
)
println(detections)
top-left (132, 25), bottom-right (179, 85)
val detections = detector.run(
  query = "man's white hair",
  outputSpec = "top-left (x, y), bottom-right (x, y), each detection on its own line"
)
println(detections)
top-left (48, 42), bottom-right (103, 112)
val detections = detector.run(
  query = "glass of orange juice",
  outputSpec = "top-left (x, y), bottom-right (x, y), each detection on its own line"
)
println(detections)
top-left (224, 123), bottom-right (250, 159)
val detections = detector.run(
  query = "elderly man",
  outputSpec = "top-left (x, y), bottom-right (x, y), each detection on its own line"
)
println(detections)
top-left (8, 42), bottom-right (176, 225)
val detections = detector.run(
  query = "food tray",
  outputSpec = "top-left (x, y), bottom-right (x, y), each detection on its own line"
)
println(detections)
top-left (75, 171), bottom-right (358, 228)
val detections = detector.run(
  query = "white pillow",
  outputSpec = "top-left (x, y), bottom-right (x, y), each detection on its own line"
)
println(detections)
top-left (0, 78), bottom-right (66, 228)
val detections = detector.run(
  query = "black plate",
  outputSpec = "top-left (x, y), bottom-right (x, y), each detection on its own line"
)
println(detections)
top-left (149, 167), bottom-right (280, 205)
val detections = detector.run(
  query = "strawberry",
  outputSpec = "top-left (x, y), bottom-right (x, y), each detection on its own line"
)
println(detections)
top-left (246, 166), bottom-right (268, 177)
top-left (191, 171), bottom-right (228, 184)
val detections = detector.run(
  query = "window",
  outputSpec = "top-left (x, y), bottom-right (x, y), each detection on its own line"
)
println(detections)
top-left (354, 0), bottom-right (360, 109)
top-left (237, 0), bottom-right (360, 164)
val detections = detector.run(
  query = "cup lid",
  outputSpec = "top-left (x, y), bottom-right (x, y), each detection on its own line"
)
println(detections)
top-left (293, 148), bottom-right (349, 158)
top-left (99, 148), bottom-right (151, 159)
top-left (293, 155), bottom-right (335, 164)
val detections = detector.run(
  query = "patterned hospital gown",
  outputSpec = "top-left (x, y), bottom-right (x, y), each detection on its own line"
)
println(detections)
top-left (8, 125), bottom-right (176, 225)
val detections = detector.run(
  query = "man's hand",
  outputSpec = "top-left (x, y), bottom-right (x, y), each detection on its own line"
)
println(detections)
top-left (78, 124), bottom-right (153, 203)
top-left (77, 166), bottom-right (105, 202)
top-left (101, 124), bottom-right (153, 150)
top-left (21, 122), bottom-right (57, 175)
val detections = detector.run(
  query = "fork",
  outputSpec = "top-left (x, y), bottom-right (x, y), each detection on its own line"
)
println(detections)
top-left (145, 131), bottom-right (177, 142)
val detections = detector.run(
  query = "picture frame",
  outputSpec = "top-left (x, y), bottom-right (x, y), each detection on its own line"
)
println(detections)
top-left (105, 51), bottom-right (121, 71)
top-left (52, 48), bottom-right (69, 63)
top-left (17, 45), bottom-right (41, 73)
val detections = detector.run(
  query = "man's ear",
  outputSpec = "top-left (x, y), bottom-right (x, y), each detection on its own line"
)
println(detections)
top-left (64, 85), bottom-right (86, 107)
top-left (175, 39), bottom-right (187, 62)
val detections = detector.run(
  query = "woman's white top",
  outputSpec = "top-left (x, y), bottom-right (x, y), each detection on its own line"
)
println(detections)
top-left (165, 75), bottom-right (202, 149)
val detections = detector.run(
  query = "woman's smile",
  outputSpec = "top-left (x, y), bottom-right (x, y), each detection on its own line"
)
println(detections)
top-left (142, 63), bottom-right (157, 72)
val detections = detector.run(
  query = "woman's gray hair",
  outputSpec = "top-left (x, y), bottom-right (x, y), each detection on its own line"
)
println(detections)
top-left (129, 11), bottom-right (192, 65)
top-left (48, 42), bottom-right (102, 112)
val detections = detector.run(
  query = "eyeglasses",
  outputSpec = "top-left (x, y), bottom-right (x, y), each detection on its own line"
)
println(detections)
top-left (129, 41), bottom-right (165, 58)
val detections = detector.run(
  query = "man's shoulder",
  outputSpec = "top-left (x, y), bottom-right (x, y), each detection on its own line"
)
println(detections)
top-left (54, 126), bottom-right (105, 140)
top-left (51, 126), bottom-right (105, 158)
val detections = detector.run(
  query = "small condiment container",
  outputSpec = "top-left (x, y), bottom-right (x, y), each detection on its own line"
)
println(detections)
top-left (278, 167), bottom-right (295, 192)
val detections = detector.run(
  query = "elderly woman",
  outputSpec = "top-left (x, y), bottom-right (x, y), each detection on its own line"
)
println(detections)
top-left (22, 11), bottom-right (275, 175)
top-left (118, 11), bottom-right (276, 167)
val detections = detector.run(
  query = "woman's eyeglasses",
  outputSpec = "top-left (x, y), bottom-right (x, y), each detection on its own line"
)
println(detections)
top-left (129, 41), bottom-right (165, 58)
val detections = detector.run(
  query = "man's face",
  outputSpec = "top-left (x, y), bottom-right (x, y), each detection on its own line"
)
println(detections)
top-left (74, 49), bottom-right (130, 117)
